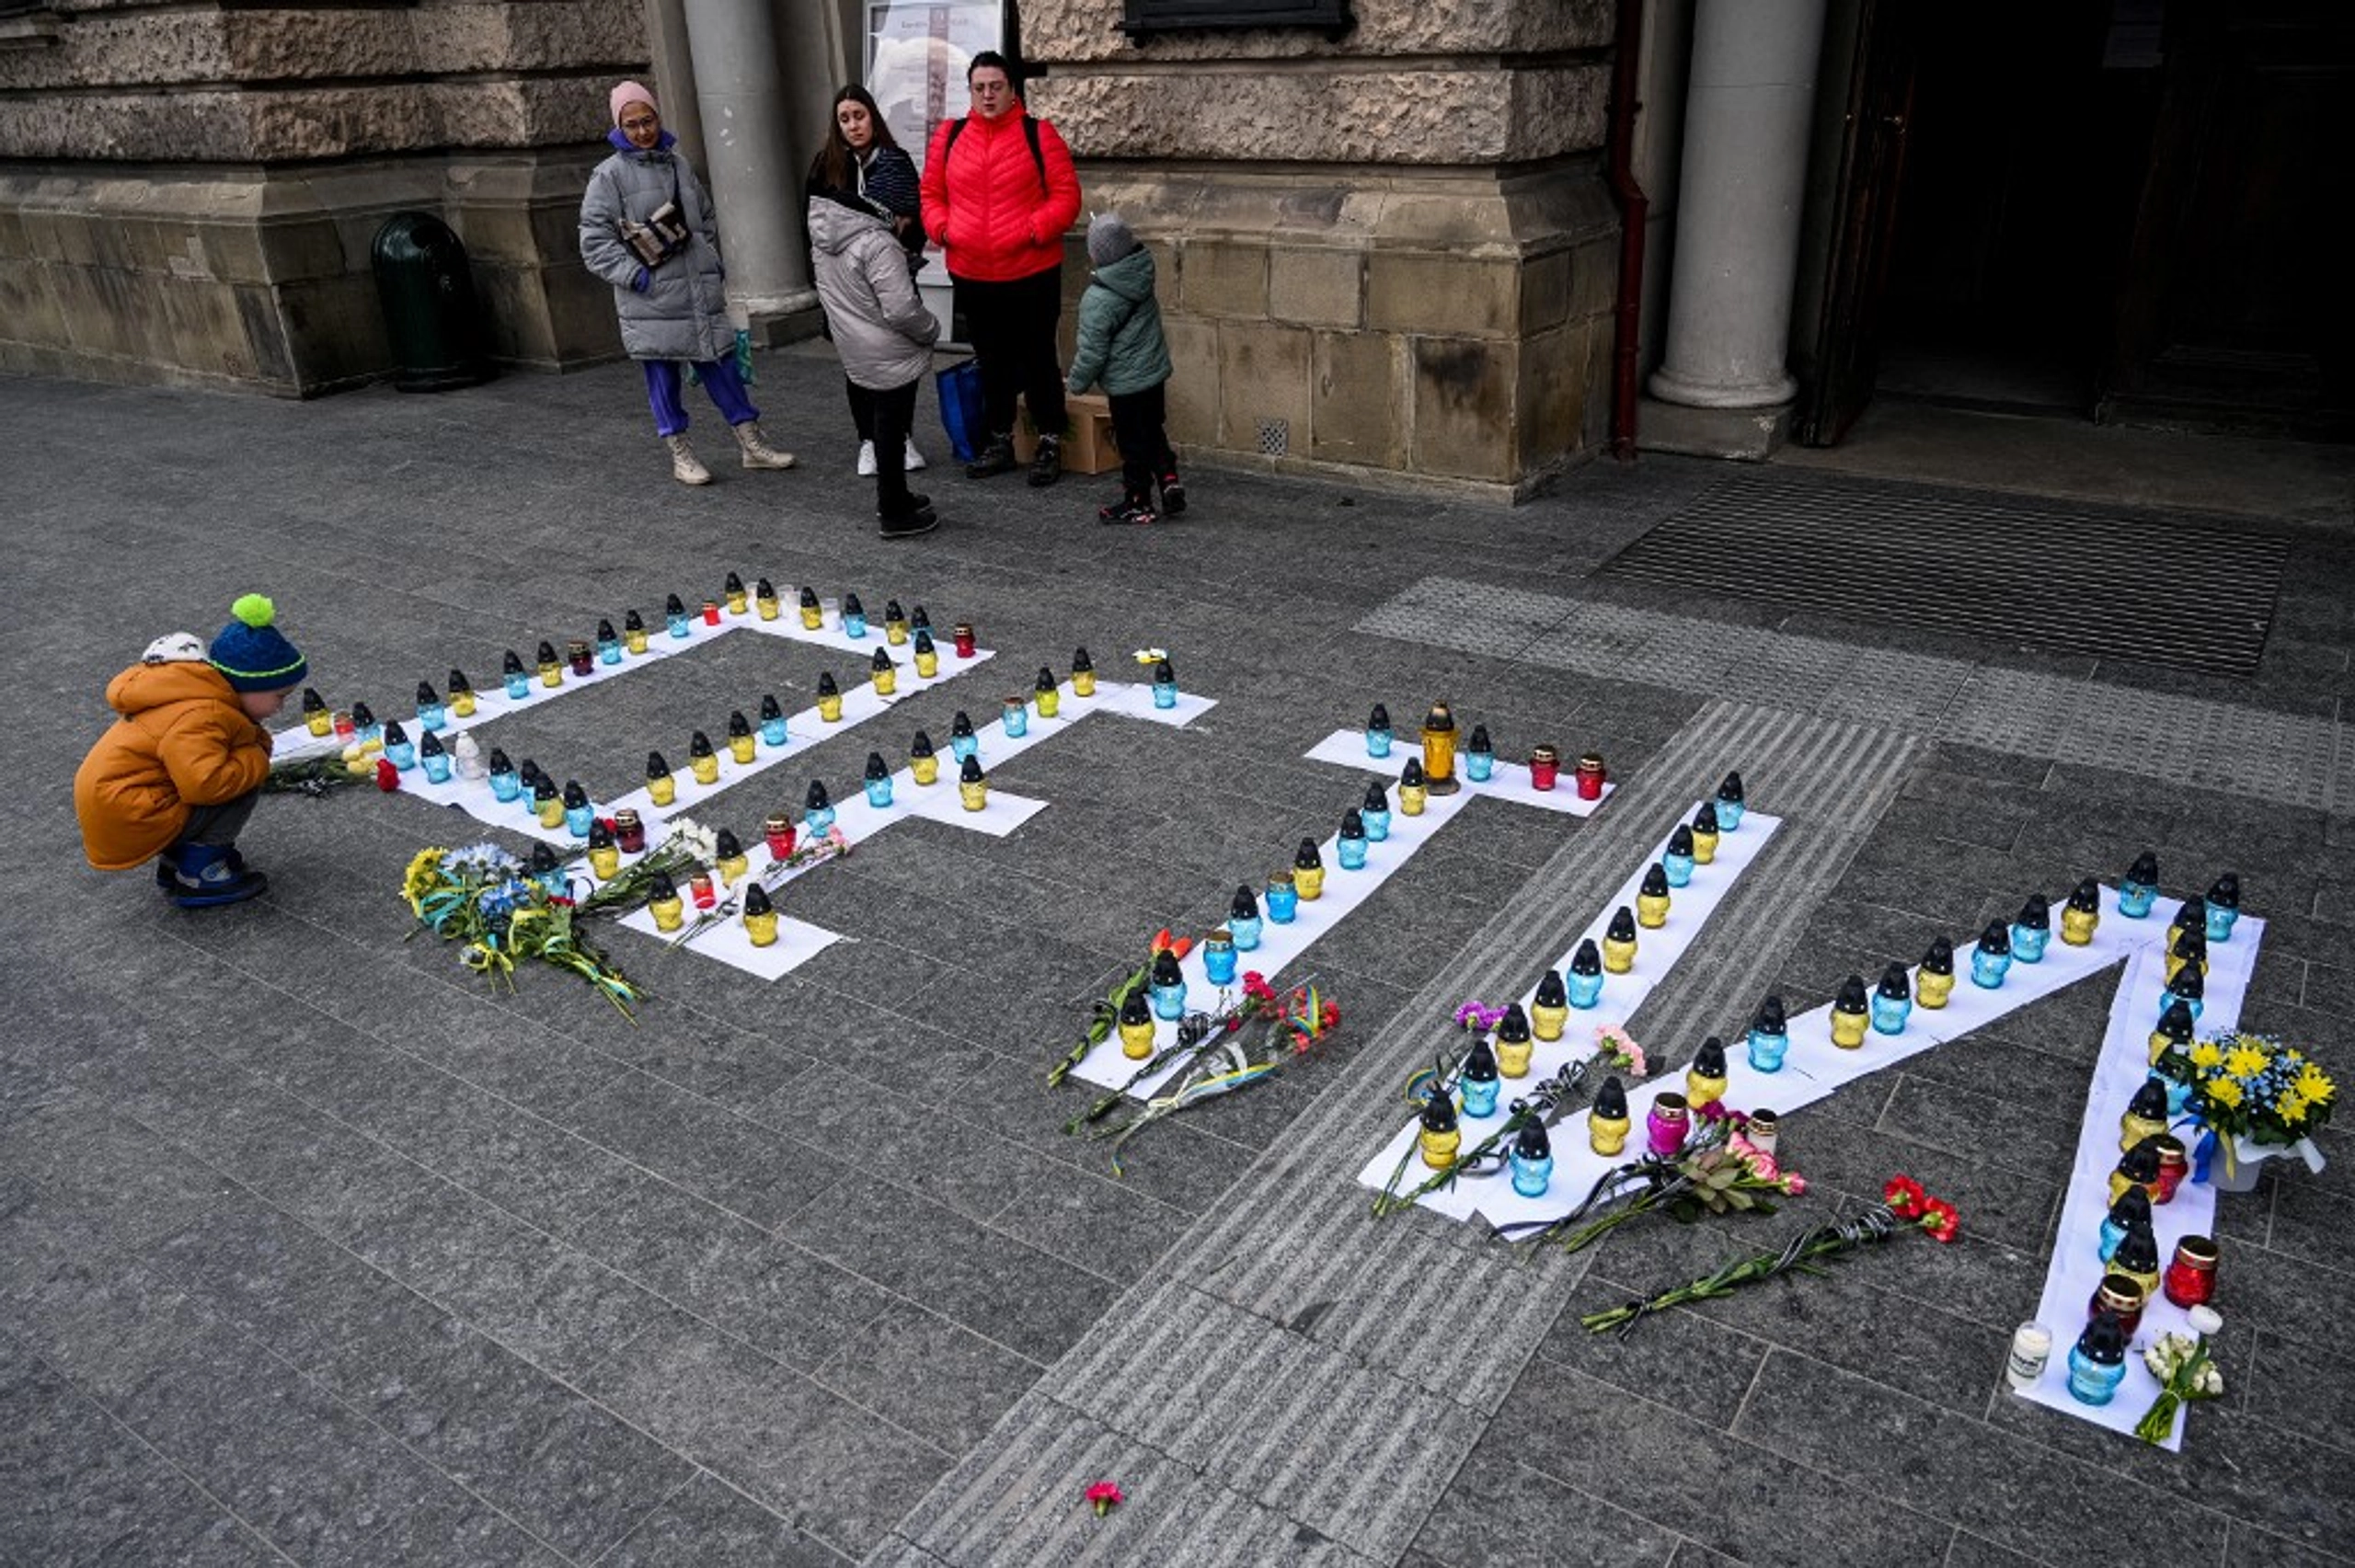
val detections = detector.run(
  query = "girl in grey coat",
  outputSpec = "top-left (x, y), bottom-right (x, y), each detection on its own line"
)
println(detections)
top-left (580, 81), bottom-right (795, 486)
top-left (809, 182), bottom-right (942, 538)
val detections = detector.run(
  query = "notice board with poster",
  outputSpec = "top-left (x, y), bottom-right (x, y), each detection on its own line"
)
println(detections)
top-left (865, 0), bottom-right (1006, 344)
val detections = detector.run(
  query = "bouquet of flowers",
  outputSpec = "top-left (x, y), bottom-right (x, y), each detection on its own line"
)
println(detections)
top-left (2136, 1310), bottom-right (2224, 1445)
top-left (268, 754), bottom-right (400, 795)
top-left (1580, 1173), bottom-right (1959, 1336)
top-left (402, 843), bottom-right (642, 1018)
top-left (1373, 1018), bottom-right (1648, 1219)
top-left (1046, 927), bottom-right (1192, 1088)
top-left (2187, 1030), bottom-right (2334, 1149)
top-left (1531, 1104), bottom-right (1806, 1254)
top-left (664, 824), bottom-right (850, 948)
top-left (572, 815), bottom-right (718, 919)
top-left (1087, 972), bottom-right (1339, 1175)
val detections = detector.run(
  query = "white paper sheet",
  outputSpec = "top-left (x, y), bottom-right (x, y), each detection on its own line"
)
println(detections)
top-left (1301, 730), bottom-right (1615, 817)
top-left (1350, 807), bottom-right (1783, 1224)
top-left (2014, 911), bottom-right (2268, 1448)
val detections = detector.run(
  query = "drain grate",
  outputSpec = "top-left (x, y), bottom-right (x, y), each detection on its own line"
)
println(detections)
top-left (1593, 470), bottom-right (2288, 678)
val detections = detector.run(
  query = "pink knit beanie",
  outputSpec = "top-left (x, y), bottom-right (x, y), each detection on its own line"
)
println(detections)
top-left (610, 81), bottom-right (658, 126)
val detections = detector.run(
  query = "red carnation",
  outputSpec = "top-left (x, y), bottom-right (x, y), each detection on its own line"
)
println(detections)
top-left (1920, 1197), bottom-right (1961, 1243)
top-left (1882, 1174), bottom-right (1925, 1219)
top-left (1085, 1480), bottom-right (1124, 1516)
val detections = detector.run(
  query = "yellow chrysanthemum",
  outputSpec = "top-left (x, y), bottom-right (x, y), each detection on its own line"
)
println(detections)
top-left (403, 847), bottom-right (453, 913)
top-left (2207, 1077), bottom-right (2245, 1109)
top-left (2190, 1043), bottom-right (2223, 1070)
top-left (2277, 1088), bottom-right (2310, 1124)
top-left (2224, 1044), bottom-right (2269, 1080)
top-left (2296, 1066), bottom-right (2335, 1104)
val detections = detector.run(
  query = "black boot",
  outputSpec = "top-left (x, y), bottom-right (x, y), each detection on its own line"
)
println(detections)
top-left (879, 493), bottom-right (939, 539)
top-left (965, 435), bottom-right (1017, 479)
top-left (1028, 433), bottom-right (1063, 488)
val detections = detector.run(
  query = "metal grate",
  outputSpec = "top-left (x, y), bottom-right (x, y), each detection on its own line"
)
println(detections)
top-left (1593, 470), bottom-right (2288, 678)
top-left (1257, 417), bottom-right (1289, 457)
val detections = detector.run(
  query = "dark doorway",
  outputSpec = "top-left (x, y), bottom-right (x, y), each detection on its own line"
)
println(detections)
top-left (1796, 0), bottom-right (2353, 444)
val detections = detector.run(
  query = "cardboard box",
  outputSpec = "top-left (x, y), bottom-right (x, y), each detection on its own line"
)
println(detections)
top-left (1013, 391), bottom-right (1120, 475)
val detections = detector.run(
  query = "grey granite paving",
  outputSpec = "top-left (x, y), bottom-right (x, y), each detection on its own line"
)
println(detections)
top-left (4, 351), bottom-right (2351, 1567)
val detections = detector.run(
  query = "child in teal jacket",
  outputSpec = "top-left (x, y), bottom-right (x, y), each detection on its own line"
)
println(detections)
top-left (1067, 214), bottom-right (1183, 524)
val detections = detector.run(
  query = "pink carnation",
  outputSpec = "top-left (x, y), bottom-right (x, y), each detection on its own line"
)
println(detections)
top-left (1782, 1173), bottom-right (1809, 1196)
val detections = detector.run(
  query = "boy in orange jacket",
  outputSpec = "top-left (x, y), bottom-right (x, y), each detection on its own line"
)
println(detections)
top-left (74, 594), bottom-right (306, 908)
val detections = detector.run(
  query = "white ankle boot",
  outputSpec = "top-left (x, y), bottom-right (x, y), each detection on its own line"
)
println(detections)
top-left (857, 440), bottom-right (878, 476)
top-left (732, 422), bottom-right (796, 470)
top-left (666, 435), bottom-right (712, 486)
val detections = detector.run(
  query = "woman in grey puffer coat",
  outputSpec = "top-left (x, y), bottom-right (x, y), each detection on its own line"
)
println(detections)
top-left (580, 81), bottom-right (795, 486)
top-left (809, 182), bottom-right (942, 538)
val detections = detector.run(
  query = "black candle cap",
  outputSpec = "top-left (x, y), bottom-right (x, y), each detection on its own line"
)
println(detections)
top-left (1463, 1035), bottom-right (1499, 1082)
top-left (1606, 906), bottom-right (1637, 942)
top-left (649, 871), bottom-right (676, 898)
top-left (1877, 963), bottom-right (1910, 1001)
top-left (419, 728), bottom-right (445, 757)
top-left (884, 599), bottom-right (903, 622)
top-left (913, 627), bottom-right (936, 653)
top-left (805, 779), bottom-right (831, 810)
top-left (2154, 999), bottom-right (2195, 1043)
top-left (592, 619), bottom-right (615, 644)
top-left (1363, 781), bottom-right (1389, 813)
top-left (2108, 1185), bottom-right (2152, 1228)
top-left (2077, 1311), bottom-right (2128, 1365)
top-left (532, 776), bottom-right (557, 801)
top-left (760, 693), bottom-right (783, 721)
top-left (1753, 995), bottom-right (1787, 1034)
top-left (645, 750), bottom-right (669, 776)
top-left (588, 818), bottom-right (613, 847)
top-left (487, 747), bottom-right (513, 774)
top-left (2016, 893), bottom-right (2051, 931)
top-left (1534, 968), bottom-right (1568, 1007)
top-left (1692, 1036), bottom-right (1728, 1077)
top-left (689, 730), bottom-right (713, 757)
top-left (865, 752), bottom-right (889, 782)
top-left (2127, 851), bottom-right (2159, 885)
top-left (1369, 703), bottom-right (1392, 731)
top-left (816, 672), bottom-right (839, 697)
top-left (714, 829), bottom-right (741, 859)
top-left (447, 668), bottom-right (472, 692)
top-left (2112, 1220), bottom-right (2159, 1275)
top-left (562, 780), bottom-right (588, 807)
top-left (873, 648), bottom-right (893, 671)
top-left (1468, 724), bottom-right (1492, 753)
top-left (2207, 873), bottom-right (2241, 910)
top-left (1341, 809), bottom-right (1366, 839)
top-left (1514, 1118), bottom-right (1552, 1161)
top-left (1922, 936), bottom-right (1954, 976)
top-left (1497, 1002), bottom-right (1531, 1042)
top-left (743, 883), bottom-right (773, 916)
top-left (960, 754), bottom-right (984, 784)
top-left (535, 640), bottom-right (557, 664)
top-left (911, 730), bottom-right (935, 758)
top-left (528, 841), bottom-right (559, 874)
top-left (1421, 1087), bottom-right (1458, 1134)
top-left (2170, 898), bottom-right (2207, 934)
top-left (911, 604), bottom-right (932, 629)
top-left (382, 718), bottom-right (408, 745)
top-left (1717, 771), bottom-right (1745, 803)
top-left (843, 592), bottom-right (864, 618)
top-left (1569, 939), bottom-right (1603, 977)
top-left (1400, 759), bottom-right (1427, 787)
top-left (1668, 824), bottom-right (1695, 857)
top-left (2170, 965), bottom-right (2205, 1001)
top-left (2127, 1077), bottom-right (2170, 1121)
top-left (1593, 1076), bottom-right (1628, 1119)
top-left (1295, 839), bottom-right (1323, 871)
top-left (724, 571), bottom-right (744, 595)
top-left (727, 710), bottom-right (751, 737)
top-left (1036, 666), bottom-right (1056, 692)
top-left (950, 710), bottom-right (974, 738)
top-left (1640, 863), bottom-right (1670, 898)
top-left (415, 680), bottom-right (437, 704)
top-left (666, 593), bottom-right (686, 616)
top-left (799, 586), bottom-right (821, 608)
top-left (625, 609), bottom-right (647, 632)
top-left (1978, 921), bottom-right (2011, 956)
top-left (2118, 1139), bottom-right (2161, 1182)
top-left (1835, 974), bottom-right (1868, 1013)
top-left (1120, 989), bottom-right (1152, 1025)
top-left (1072, 646), bottom-right (1093, 672)
top-left (1231, 885), bottom-right (1259, 921)
top-left (1694, 801), bottom-right (1720, 834)
top-left (517, 758), bottom-right (542, 785)
top-left (1154, 658), bottom-right (1176, 685)
top-left (2068, 878), bottom-right (2101, 912)
top-left (756, 578), bottom-right (775, 600)
top-left (1151, 948), bottom-right (1182, 985)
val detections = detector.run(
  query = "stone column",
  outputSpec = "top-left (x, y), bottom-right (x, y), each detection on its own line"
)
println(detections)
top-left (681, 0), bottom-right (816, 326)
top-left (644, 0), bottom-right (706, 175)
top-left (1647, 0), bottom-right (1829, 409)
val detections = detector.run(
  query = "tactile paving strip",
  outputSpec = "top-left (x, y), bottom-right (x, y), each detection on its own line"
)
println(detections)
top-left (1593, 468), bottom-right (2287, 679)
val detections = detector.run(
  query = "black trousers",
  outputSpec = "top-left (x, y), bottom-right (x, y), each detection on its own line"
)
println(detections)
top-left (1109, 382), bottom-right (1174, 499)
top-left (953, 266), bottom-right (1065, 441)
top-left (173, 788), bottom-right (259, 849)
top-left (844, 377), bottom-right (876, 441)
top-left (865, 378), bottom-right (920, 513)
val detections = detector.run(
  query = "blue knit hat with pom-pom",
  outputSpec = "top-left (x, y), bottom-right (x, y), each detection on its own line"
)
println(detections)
top-left (207, 594), bottom-right (308, 692)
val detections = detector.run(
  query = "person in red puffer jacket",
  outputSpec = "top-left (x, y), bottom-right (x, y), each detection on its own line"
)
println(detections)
top-left (920, 51), bottom-right (1083, 487)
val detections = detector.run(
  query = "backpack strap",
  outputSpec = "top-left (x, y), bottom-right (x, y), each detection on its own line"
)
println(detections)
top-left (943, 114), bottom-right (1048, 196)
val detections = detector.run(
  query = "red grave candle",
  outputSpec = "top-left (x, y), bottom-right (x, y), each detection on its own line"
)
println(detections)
top-left (2163, 1236), bottom-right (2217, 1309)
top-left (689, 873), bottom-right (717, 910)
top-left (1528, 746), bottom-right (1560, 792)
top-left (953, 622), bottom-right (977, 658)
top-left (1576, 752), bottom-right (1607, 801)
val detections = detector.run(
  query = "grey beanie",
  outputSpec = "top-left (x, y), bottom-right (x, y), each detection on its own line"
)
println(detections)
top-left (1086, 212), bottom-right (1139, 267)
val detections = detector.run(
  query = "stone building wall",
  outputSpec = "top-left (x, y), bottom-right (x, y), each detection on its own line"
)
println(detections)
top-left (1027, 0), bottom-right (1625, 497)
top-left (0, 0), bottom-right (648, 395)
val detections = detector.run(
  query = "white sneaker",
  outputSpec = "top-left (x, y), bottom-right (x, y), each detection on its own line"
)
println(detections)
top-left (857, 440), bottom-right (878, 476)
top-left (904, 440), bottom-right (927, 472)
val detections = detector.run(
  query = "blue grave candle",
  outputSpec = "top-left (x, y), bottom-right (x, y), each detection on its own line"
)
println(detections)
top-left (562, 781), bottom-right (594, 838)
top-left (595, 619), bottom-right (623, 665)
top-left (2159, 967), bottom-right (2204, 1024)
top-left (1266, 875), bottom-right (1299, 923)
top-left (1870, 964), bottom-right (1912, 1035)
top-left (2010, 894), bottom-right (2051, 964)
top-left (665, 593), bottom-right (691, 638)
top-left (803, 779), bottom-right (836, 835)
top-left (487, 749), bottom-right (521, 802)
top-left (1153, 658), bottom-right (1178, 710)
top-left (2066, 1315), bottom-right (2130, 1406)
top-left (501, 652), bottom-right (530, 700)
top-left (1360, 781), bottom-right (1393, 842)
top-left (1458, 1036), bottom-right (1501, 1118)
top-left (2118, 852), bottom-right (2160, 918)
top-left (759, 694), bottom-right (787, 748)
top-left (1714, 770), bottom-right (1746, 831)
top-left (414, 681), bottom-right (448, 733)
top-left (1970, 921), bottom-right (2013, 989)
top-left (381, 720), bottom-right (416, 772)
top-left (1509, 1117), bottom-right (1553, 1196)
top-left (419, 730), bottom-right (452, 784)
top-left (1566, 940), bottom-right (1605, 1009)
top-left (842, 591), bottom-right (867, 639)
top-left (2204, 874), bottom-right (2241, 942)
top-left (1365, 704), bottom-right (1394, 758)
top-left (1002, 696), bottom-right (1028, 738)
top-left (1746, 995), bottom-right (1790, 1072)
top-left (948, 712), bottom-right (978, 762)
top-left (1338, 810), bottom-right (1369, 871)
top-left (1149, 950), bottom-right (1187, 1021)
top-left (1227, 887), bottom-right (1264, 951)
top-left (863, 753), bottom-right (893, 808)
top-left (1661, 824), bottom-right (1696, 887)
top-left (1203, 931), bottom-right (1238, 987)
top-left (1465, 724), bottom-right (1495, 784)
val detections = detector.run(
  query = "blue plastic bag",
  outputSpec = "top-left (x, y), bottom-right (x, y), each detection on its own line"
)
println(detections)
top-left (936, 358), bottom-right (984, 464)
